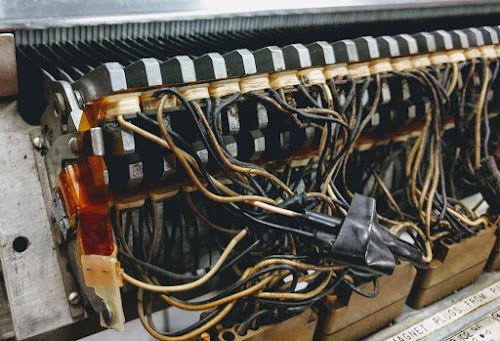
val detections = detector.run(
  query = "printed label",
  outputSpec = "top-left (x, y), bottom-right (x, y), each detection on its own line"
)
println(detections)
top-left (387, 281), bottom-right (500, 341)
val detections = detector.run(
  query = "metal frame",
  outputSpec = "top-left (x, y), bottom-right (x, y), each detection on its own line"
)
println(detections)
top-left (4, 1), bottom-right (500, 45)
top-left (0, 0), bottom-right (498, 30)
top-left (0, 100), bottom-right (83, 340)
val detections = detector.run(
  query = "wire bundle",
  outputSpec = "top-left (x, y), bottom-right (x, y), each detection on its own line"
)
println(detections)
top-left (105, 53), bottom-right (499, 339)
top-left (343, 58), bottom-right (499, 253)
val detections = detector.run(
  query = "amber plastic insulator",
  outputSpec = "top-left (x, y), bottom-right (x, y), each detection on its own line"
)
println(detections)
top-left (73, 103), bottom-right (115, 256)
top-left (57, 161), bottom-right (114, 256)
top-left (82, 93), bottom-right (141, 126)
top-left (57, 165), bottom-right (80, 227)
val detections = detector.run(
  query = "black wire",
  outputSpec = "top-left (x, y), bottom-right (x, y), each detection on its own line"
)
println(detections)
top-left (148, 297), bottom-right (225, 337)
top-left (264, 89), bottom-right (353, 188)
top-left (254, 273), bottom-right (344, 307)
top-left (166, 264), bottom-right (300, 306)
top-left (236, 310), bottom-right (271, 336)
top-left (298, 85), bottom-right (322, 108)
top-left (339, 77), bottom-right (356, 116)
top-left (151, 90), bottom-right (259, 195)
top-left (341, 276), bottom-right (380, 298)
top-left (268, 88), bottom-right (352, 130)
top-left (137, 113), bottom-right (257, 203)
top-left (207, 95), bottom-right (288, 197)
top-left (351, 76), bottom-right (372, 137)
top-left (483, 60), bottom-right (499, 156)
top-left (210, 94), bottom-right (272, 174)
top-left (135, 112), bottom-right (213, 182)
top-left (119, 250), bottom-right (200, 280)
top-left (218, 239), bottom-right (262, 273)
top-left (242, 210), bottom-right (315, 238)
top-left (315, 121), bottom-right (332, 186)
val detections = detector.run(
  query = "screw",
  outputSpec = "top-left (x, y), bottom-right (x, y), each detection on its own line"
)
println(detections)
top-left (32, 136), bottom-right (44, 149)
top-left (68, 137), bottom-right (78, 154)
top-left (68, 291), bottom-right (81, 305)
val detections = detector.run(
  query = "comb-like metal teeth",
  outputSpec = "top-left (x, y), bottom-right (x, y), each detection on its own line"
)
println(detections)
top-left (19, 24), bottom-right (500, 131)
top-left (51, 43), bottom-right (95, 73)
top-left (102, 40), bottom-right (141, 62)
top-left (114, 40), bottom-right (149, 60)
top-left (39, 44), bottom-right (84, 80)
top-left (65, 41), bottom-right (101, 66)
top-left (127, 38), bottom-right (164, 59)
top-left (19, 45), bottom-right (73, 82)
top-left (24, 25), bottom-right (500, 92)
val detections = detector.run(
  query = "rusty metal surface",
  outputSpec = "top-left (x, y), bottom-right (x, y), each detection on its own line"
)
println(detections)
top-left (0, 34), bottom-right (17, 97)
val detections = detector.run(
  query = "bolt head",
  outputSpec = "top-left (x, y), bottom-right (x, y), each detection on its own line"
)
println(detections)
top-left (68, 291), bottom-right (80, 305)
top-left (32, 136), bottom-right (43, 149)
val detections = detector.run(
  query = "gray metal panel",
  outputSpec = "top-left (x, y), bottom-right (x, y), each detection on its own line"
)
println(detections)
top-left (1, 0), bottom-right (499, 31)
top-left (0, 100), bottom-right (76, 339)
top-left (7, 1), bottom-right (500, 45)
